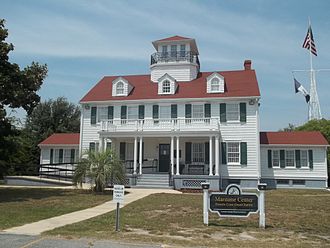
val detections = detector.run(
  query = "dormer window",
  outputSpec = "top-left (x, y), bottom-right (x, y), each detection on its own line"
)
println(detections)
top-left (162, 80), bottom-right (171, 93)
top-left (112, 77), bottom-right (133, 97)
top-left (206, 72), bottom-right (225, 93)
top-left (158, 73), bottom-right (177, 95)
top-left (116, 82), bottom-right (124, 95)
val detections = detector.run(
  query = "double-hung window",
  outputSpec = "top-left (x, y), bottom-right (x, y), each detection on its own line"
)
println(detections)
top-left (171, 45), bottom-right (177, 58)
top-left (116, 82), bottom-right (124, 95)
top-left (227, 142), bottom-right (240, 164)
top-left (285, 150), bottom-right (295, 167)
top-left (226, 103), bottom-right (239, 121)
top-left (159, 105), bottom-right (171, 119)
top-left (211, 78), bottom-right (220, 92)
top-left (63, 149), bottom-right (71, 163)
top-left (301, 150), bottom-right (308, 167)
top-left (192, 104), bottom-right (204, 119)
top-left (180, 44), bottom-right (185, 57)
top-left (272, 150), bottom-right (280, 167)
top-left (192, 143), bottom-right (204, 163)
top-left (127, 106), bottom-right (138, 120)
top-left (162, 80), bottom-right (171, 94)
top-left (98, 107), bottom-right (108, 122)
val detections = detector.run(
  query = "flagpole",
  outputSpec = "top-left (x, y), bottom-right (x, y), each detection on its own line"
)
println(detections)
top-left (308, 17), bottom-right (313, 120)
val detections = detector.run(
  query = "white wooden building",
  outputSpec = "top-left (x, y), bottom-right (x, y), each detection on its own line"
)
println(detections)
top-left (39, 36), bottom-right (329, 189)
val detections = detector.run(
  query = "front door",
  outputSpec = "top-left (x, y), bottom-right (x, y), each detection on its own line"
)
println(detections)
top-left (159, 144), bottom-right (170, 172)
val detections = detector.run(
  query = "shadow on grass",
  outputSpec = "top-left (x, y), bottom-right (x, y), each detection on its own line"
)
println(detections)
top-left (0, 188), bottom-right (111, 203)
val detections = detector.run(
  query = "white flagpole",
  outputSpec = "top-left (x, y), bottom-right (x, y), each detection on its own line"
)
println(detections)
top-left (308, 17), bottom-right (313, 120)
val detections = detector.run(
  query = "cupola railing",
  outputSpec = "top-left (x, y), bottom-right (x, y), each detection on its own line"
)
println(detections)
top-left (150, 51), bottom-right (200, 67)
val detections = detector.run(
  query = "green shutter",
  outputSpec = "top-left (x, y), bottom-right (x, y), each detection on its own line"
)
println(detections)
top-left (70, 149), bottom-right (75, 163)
top-left (221, 142), bottom-right (227, 164)
top-left (89, 143), bottom-right (95, 152)
top-left (280, 150), bottom-right (285, 168)
top-left (121, 106), bottom-right (127, 119)
top-left (240, 142), bottom-right (247, 165)
top-left (108, 106), bottom-right (114, 120)
top-left (138, 105), bottom-right (145, 119)
top-left (120, 142), bottom-right (126, 161)
top-left (220, 103), bottom-right (226, 123)
top-left (185, 142), bottom-right (192, 163)
top-left (308, 150), bottom-right (313, 169)
top-left (268, 150), bottom-right (272, 168)
top-left (185, 104), bottom-right (192, 118)
top-left (50, 149), bottom-right (53, 164)
top-left (240, 102), bottom-right (247, 122)
top-left (204, 104), bottom-right (211, 118)
top-left (91, 107), bottom-right (97, 124)
top-left (295, 150), bottom-right (301, 168)
top-left (171, 104), bottom-right (177, 119)
top-left (59, 149), bottom-right (63, 164)
top-left (205, 142), bottom-right (209, 164)
top-left (152, 105), bottom-right (159, 119)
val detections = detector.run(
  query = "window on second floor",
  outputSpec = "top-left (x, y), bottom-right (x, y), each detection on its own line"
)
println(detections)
top-left (192, 104), bottom-right (204, 118)
top-left (159, 105), bottom-right (171, 119)
top-left (226, 103), bottom-right (239, 121)
top-left (127, 106), bottom-right (138, 120)
top-left (162, 80), bottom-right (171, 93)
top-left (116, 82), bottom-right (124, 95)
top-left (98, 107), bottom-right (108, 122)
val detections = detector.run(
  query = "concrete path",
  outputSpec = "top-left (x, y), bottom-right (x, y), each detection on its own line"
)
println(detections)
top-left (3, 188), bottom-right (181, 236)
top-left (0, 234), bottom-right (161, 248)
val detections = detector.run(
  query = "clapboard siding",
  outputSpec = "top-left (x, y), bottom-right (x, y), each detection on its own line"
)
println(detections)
top-left (151, 64), bottom-right (198, 82)
top-left (260, 146), bottom-right (327, 179)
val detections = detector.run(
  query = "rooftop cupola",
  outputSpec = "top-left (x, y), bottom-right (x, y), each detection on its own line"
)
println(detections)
top-left (150, 35), bottom-right (200, 82)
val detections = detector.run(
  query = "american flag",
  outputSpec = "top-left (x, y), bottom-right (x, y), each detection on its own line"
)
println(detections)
top-left (302, 25), bottom-right (317, 56)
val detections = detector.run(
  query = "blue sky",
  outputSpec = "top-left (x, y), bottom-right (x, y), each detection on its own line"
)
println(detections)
top-left (2, 0), bottom-right (330, 130)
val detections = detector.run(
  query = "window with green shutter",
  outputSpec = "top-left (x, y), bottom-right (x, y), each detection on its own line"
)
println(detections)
top-left (239, 102), bottom-right (246, 122)
top-left (204, 104), bottom-right (211, 118)
top-left (205, 142), bottom-right (209, 164)
top-left (108, 106), bottom-right (114, 120)
top-left (295, 150), bottom-right (301, 168)
top-left (121, 106), bottom-right (127, 119)
top-left (308, 150), bottom-right (313, 169)
top-left (240, 142), bottom-right (247, 165)
top-left (50, 149), bottom-right (54, 164)
top-left (152, 105), bottom-right (159, 119)
top-left (120, 142), bottom-right (126, 161)
top-left (185, 104), bottom-right (192, 118)
top-left (220, 103), bottom-right (226, 122)
top-left (221, 142), bottom-right (227, 164)
top-left (138, 105), bottom-right (145, 119)
top-left (280, 150), bottom-right (285, 168)
top-left (171, 104), bottom-right (177, 119)
top-left (70, 149), bottom-right (75, 163)
top-left (91, 107), bottom-right (97, 124)
top-left (185, 142), bottom-right (192, 164)
top-left (268, 150), bottom-right (272, 168)
top-left (59, 149), bottom-right (63, 164)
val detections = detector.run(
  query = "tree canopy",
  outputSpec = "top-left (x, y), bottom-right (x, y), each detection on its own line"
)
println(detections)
top-left (0, 19), bottom-right (48, 178)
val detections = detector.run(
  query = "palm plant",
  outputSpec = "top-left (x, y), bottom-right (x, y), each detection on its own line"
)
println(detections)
top-left (73, 149), bottom-right (126, 192)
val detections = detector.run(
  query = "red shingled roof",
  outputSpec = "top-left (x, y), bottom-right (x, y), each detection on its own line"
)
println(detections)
top-left (260, 131), bottom-right (328, 145)
top-left (80, 70), bottom-right (260, 102)
top-left (155, 35), bottom-right (191, 42)
top-left (39, 133), bottom-right (80, 146)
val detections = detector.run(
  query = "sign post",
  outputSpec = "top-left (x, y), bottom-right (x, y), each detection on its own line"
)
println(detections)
top-left (113, 185), bottom-right (124, 232)
top-left (258, 183), bottom-right (267, 228)
top-left (201, 182), bottom-right (210, 225)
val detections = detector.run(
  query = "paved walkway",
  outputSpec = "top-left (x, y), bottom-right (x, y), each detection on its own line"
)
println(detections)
top-left (3, 188), bottom-right (181, 236)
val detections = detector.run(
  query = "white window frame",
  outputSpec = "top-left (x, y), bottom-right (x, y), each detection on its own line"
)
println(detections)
top-left (300, 150), bottom-right (308, 168)
top-left (285, 150), bottom-right (295, 167)
top-left (116, 82), bottom-right (125, 95)
top-left (192, 143), bottom-right (205, 164)
top-left (97, 106), bottom-right (108, 122)
top-left (127, 106), bottom-right (138, 120)
top-left (272, 150), bottom-right (280, 168)
top-left (192, 104), bottom-right (204, 119)
top-left (210, 78), bottom-right (220, 92)
top-left (63, 149), bottom-right (71, 163)
top-left (226, 103), bottom-right (239, 121)
top-left (162, 80), bottom-right (171, 94)
top-left (227, 142), bottom-right (240, 165)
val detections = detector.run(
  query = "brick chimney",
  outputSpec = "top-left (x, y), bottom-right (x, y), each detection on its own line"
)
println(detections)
top-left (244, 60), bottom-right (252, 70)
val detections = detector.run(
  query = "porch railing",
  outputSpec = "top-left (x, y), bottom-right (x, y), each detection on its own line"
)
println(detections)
top-left (151, 51), bottom-right (200, 67)
top-left (101, 118), bottom-right (219, 132)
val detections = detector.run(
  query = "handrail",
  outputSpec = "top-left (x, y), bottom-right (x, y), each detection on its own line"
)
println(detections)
top-left (151, 51), bottom-right (200, 66)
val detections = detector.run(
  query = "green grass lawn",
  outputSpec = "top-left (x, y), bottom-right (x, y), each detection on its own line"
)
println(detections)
top-left (47, 189), bottom-right (330, 247)
top-left (0, 188), bottom-right (112, 230)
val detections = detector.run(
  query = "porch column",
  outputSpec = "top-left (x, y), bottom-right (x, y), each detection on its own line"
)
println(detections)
top-left (133, 137), bottom-right (137, 174)
top-left (170, 136), bottom-right (174, 175)
top-left (215, 136), bottom-right (219, 176)
top-left (139, 137), bottom-right (143, 175)
top-left (99, 137), bottom-right (104, 152)
top-left (209, 136), bottom-right (213, 176)
top-left (176, 136), bottom-right (180, 175)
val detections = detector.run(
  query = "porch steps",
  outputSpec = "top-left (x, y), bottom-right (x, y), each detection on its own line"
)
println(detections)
top-left (134, 174), bottom-right (172, 189)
